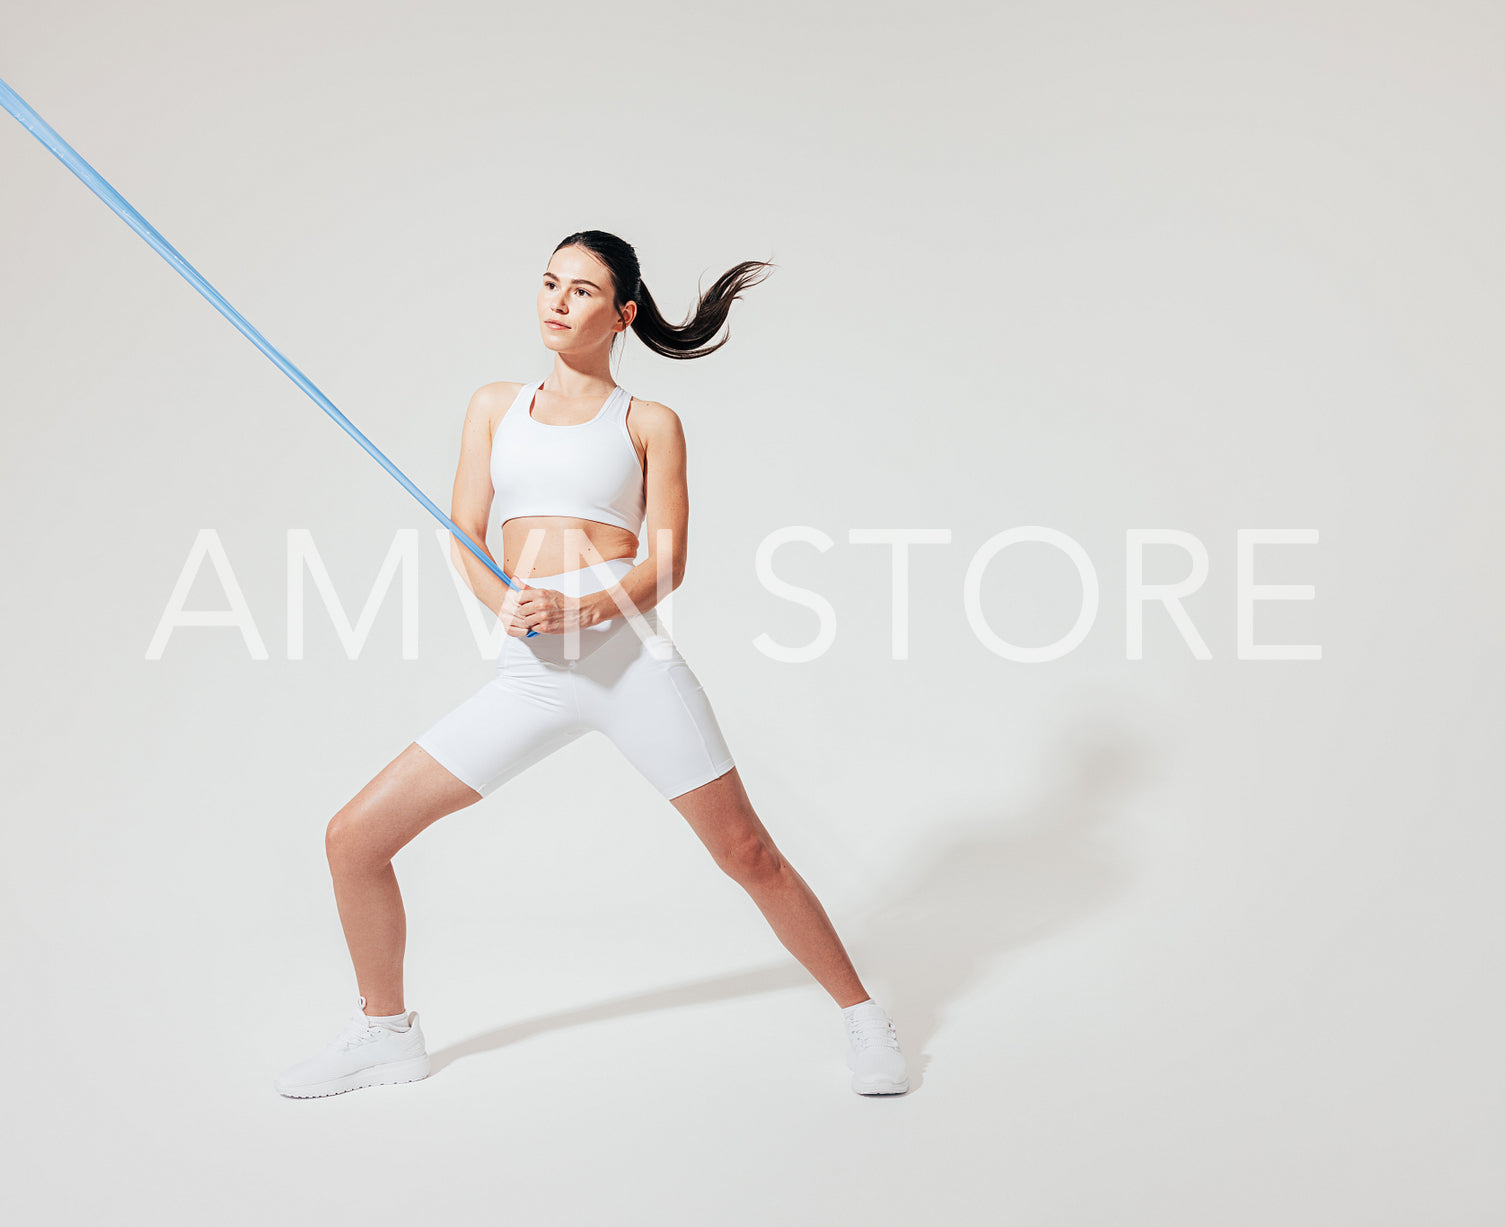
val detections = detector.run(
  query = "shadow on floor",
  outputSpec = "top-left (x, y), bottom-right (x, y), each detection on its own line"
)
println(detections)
top-left (428, 711), bottom-right (1160, 1089)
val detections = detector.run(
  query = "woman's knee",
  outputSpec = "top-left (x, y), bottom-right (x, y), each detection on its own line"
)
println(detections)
top-left (718, 832), bottom-right (784, 885)
top-left (325, 803), bottom-right (388, 871)
top-left (324, 808), bottom-right (355, 865)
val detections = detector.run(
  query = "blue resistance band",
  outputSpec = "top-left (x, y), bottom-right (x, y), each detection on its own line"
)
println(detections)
top-left (0, 75), bottom-right (539, 636)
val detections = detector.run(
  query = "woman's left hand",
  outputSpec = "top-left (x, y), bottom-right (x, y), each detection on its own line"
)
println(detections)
top-left (511, 584), bottom-right (585, 636)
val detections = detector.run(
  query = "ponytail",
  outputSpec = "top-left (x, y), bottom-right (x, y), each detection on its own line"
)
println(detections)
top-left (552, 230), bottom-right (774, 361)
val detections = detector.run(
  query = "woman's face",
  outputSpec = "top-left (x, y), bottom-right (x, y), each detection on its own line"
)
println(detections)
top-left (538, 245), bottom-right (634, 354)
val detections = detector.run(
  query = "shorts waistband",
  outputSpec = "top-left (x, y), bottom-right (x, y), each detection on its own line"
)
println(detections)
top-left (516, 554), bottom-right (636, 598)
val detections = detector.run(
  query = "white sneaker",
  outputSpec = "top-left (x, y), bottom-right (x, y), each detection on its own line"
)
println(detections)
top-left (275, 995), bottom-right (430, 1098)
top-left (844, 1001), bottom-right (909, 1095)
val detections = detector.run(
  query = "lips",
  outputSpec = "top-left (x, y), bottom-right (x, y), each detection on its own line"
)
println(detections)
top-left (545, 321), bottom-right (569, 329)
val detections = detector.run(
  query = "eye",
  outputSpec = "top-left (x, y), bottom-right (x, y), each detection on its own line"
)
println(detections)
top-left (573, 287), bottom-right (589, 297)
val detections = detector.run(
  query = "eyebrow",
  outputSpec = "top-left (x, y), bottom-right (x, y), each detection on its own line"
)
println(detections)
top-left (543, 272), bottom-right (602, 290)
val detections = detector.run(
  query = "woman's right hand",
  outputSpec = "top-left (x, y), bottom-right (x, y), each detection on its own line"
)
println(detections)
top-left (497, 582), bottom-right (535, 637)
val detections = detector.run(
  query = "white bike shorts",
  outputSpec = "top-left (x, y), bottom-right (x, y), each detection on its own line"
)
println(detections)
top-left (414, 556), bottom-right (736, 801)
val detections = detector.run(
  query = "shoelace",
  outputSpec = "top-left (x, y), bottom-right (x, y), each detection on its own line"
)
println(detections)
top-left (847, 1015), bottom-right (901, 1052)
top-left (332, 1010), bottom-right (386, 1051)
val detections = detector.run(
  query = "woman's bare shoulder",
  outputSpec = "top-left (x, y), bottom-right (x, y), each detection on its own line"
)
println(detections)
top-left (469, 381), bottom-right (527, 427)
top-left (476, 379), bottom-right (527, 402)
top-left (626, 396), bottom-right (683, 431)
top-left (625, 397), bottom-right (684, 461)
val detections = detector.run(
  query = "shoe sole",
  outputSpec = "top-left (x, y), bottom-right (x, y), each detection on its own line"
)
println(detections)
top-left (851, 1076), bottom-right (909, 1095)
top-left (276, 1053), bottom-right (431, 1099)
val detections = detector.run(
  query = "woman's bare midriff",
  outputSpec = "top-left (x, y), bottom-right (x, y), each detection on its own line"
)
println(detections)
top-left (499, 518), bottom-right (639, 581)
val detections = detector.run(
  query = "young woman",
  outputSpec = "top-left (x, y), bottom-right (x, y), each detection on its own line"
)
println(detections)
top-left (274, 231), bottom-right (908, 1098)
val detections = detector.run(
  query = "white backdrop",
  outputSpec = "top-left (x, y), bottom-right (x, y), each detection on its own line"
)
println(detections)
top-left (2, 1), bottom-right (1500, 1223)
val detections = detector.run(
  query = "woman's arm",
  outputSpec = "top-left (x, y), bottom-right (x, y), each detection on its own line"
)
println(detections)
top-left (578, 399), bottom-right (689, 629)
top-left (445, 383), bottom-right (515, 617)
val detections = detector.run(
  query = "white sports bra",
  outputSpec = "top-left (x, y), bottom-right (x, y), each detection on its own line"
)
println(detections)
top-left (489, 378), bottom-right (646, 536)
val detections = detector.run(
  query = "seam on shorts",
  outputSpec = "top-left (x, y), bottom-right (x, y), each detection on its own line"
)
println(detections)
top-left (666, 665), bottom-right (718, 774)
top-left (568, 658), bottom-right (584, 735)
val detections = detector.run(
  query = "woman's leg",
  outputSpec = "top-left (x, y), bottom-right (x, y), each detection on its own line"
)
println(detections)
top-left (574, 613), bottom-right (871, 1008)
top-left (671, 767), bottom-right (871, 1009)
top-left (324, 742), bottom-right (485, 1015)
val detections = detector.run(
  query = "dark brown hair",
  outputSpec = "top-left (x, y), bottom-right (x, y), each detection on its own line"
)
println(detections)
top-left (552, 230), bottom-right (774, 360)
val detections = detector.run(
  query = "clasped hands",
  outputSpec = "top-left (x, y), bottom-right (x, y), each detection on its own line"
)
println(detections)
top-left (499, 581), bottom-right (590, 637)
